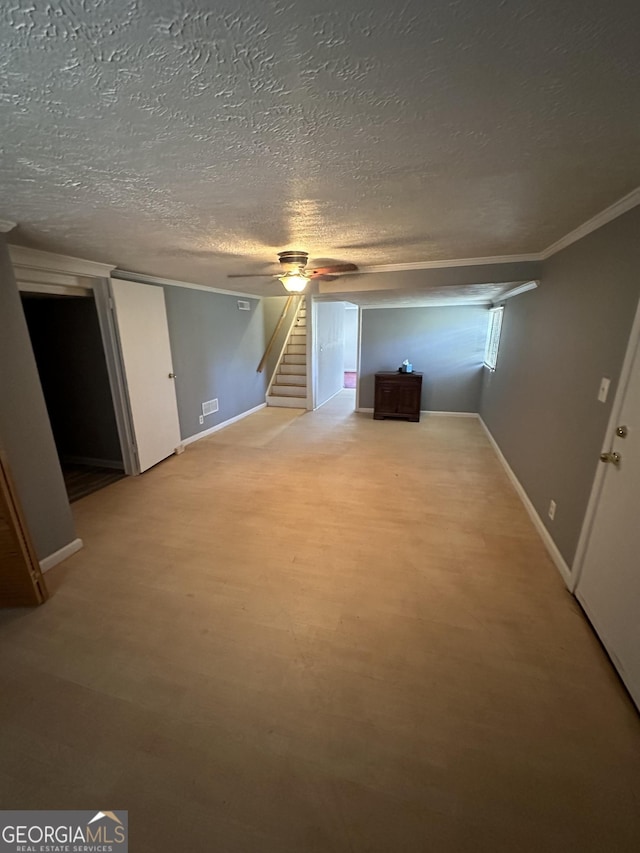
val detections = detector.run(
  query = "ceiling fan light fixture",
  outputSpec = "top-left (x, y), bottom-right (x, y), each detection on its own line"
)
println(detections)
top-left (278, 271), bottom-right (309, 293)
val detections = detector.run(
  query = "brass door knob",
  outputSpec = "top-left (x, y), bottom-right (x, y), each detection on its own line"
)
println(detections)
top-left (600, 451), bottom-right (621, 465)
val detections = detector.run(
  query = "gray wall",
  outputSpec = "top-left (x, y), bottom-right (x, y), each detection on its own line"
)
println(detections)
top-left (481, 206), bottom-right (640, 565)
top-left (162, 286), bottom-right (268, 440)
top-left (0, 237), bottom-right (77, 560)
top-left (344, 305), bottom-right (358, 370)
top-left (21, 295), bottom-right (123, 466)
top-left (359, 305), bottom-right (487, 411)
top-left (315, 302), bottom-right (345, 407)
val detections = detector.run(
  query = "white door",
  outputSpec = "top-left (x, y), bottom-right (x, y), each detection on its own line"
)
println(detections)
top-left (576, 325), bottom-right (640, 709)
top-left (110, 279), bottom-right (181, 473)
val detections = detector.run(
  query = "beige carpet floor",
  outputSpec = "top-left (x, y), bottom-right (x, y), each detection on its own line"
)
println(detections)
top-left (1, 390), bottom-right (639, 852)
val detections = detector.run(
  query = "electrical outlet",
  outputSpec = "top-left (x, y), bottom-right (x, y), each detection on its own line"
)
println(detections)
top-left (548, 500), bottom-right (556, 521)
top-left (199, 415), bottom-right (204, 425)
top-left (598, 377), bottom-right (610, 403)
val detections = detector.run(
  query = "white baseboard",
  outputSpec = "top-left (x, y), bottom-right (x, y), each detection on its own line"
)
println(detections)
top-left (40, 538), bottom-right (83, 573)
top-left (357, 407), bottom-right (374, 413)
top-left (422, 411), bottom-right (478, 417)
top-left (182, 403), bottom-right (267, 446)
top-left (479, 418), bottom-right (573, 589)
top-left (314, 387), bottom-right (345, 409)
top-left (61, 456), bottom-right (124, 470)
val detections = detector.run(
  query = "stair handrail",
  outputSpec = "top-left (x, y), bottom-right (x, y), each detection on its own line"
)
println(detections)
top-left (257, 295), bottom-right (296, 373)
top-left (266, 296), bottom-right (305, 397)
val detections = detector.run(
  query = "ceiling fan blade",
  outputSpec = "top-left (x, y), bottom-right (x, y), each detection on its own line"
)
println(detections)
top-left (309, 263), bottom-right (358, 278)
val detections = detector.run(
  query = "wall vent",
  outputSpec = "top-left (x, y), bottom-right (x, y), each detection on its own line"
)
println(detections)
top-left (237, 300), bottom-right (251, 311)
top-left (202, 398), bottom-right (219, 416)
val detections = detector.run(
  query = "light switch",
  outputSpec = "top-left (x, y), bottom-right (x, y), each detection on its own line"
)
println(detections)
top-left (598, 377), bottom-right (610, 403)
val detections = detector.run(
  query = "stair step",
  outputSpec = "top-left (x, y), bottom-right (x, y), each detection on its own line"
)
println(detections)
top-left (276, 373), bottom-right (306, 386)
top-left (291, 326), bottom-right (306, 336)
top-left (271, 384), bottom-right (307, 397)
top-left (266, 396), bottom-right (307, 409)
top-left (279, 363), bottom-right (306, 375)
top-left (286, 344), bottom-right (306, 355)
top-left (283, 354), bottom-right (306, 364)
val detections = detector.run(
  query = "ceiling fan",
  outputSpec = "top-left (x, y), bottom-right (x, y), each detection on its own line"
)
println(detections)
top-left (228, 251), bottom-right (359, 292)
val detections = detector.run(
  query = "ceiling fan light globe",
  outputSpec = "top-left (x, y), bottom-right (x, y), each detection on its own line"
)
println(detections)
top-left (279, 273), bottom-right (309, 293)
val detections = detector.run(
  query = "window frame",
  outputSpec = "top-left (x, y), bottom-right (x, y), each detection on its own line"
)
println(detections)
top-left (484, 306), bottom-right (504, 371)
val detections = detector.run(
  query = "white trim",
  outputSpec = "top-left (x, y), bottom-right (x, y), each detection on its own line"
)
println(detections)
top-left (181, 403), bottom-right (267, 446)
top-left (540, 186), bottom-right (640, 259)
top-left (423, 411), bottom-right (478, 417)
top-left (572, 294), bottom-right (640, 588)
top-left (479, 417), bottom-right (573, 589)
top-left (356, 254), bottom-right (539, 274)
top-left (97, 279), bottom-right (139, 476)
top-left (18, 281), bottom-right (93, 297)
top-left (484, 306), bottom-right (504, 370)
top-left (359, 298), bottom-right (494, 309)
top-left (495, 281), bottom-right (538, 302)
top-left (112, 270), bottom-right (259, 300)
top-left (9, 246), bottom-right (115, 278)
top-left (308, 297), bottom-right (317, 411)
top-left (40, 538), bottom-right (83, 573)
top-left (357, 407), bottom-right (374, 413)
top-left (0, 220), bottom-right (17, 232)
top-left (313, 386), bottom-right (344, 410)
top-left (355, 307), bottom-right (363, 411)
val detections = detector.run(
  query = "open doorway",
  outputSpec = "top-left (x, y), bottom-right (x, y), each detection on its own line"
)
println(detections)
top-left (20, 291), bottom-right (125, 502)
top-left (343, 303), bottom-right (358, 389)
top-left (312, 300), bottom-right (359, 411)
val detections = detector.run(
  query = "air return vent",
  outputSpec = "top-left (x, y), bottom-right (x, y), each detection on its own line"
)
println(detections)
top-left (237, 300), bottom-right (250, 311)
top-left (202, 398), bottom-right (219, 416)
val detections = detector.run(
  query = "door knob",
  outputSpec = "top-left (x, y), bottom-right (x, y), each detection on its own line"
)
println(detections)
top-left (600, 451), bottom-right (621, 465)
top-left (168, 373), bottom-right (177, 379)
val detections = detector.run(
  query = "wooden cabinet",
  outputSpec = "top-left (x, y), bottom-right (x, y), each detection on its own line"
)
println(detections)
top-left (373, 372), bottom-right (423, 422)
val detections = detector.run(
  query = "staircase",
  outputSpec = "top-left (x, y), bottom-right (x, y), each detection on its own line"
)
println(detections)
top-left (267, 299), bottom-right (308, 408)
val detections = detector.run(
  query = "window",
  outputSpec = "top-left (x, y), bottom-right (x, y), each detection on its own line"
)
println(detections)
top-left (484, 307), bottom-right (503, 371)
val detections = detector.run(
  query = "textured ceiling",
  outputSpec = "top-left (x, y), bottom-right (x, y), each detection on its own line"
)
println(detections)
top-left (1, 0), bottom-right (639, 296)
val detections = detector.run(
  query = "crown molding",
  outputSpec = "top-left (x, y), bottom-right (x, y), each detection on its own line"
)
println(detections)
top-left (356, 186), bottom-right (640, 272)
top-left (539, 186), bottom-right (640, 259)
top-left (360, 297), bottom-right (494, 309)
top-left (9, 245), bottom-right (115, 278)
top-left (494, 280), bottom-right (539, 303)
top-left (6, 187), bottom-right (638, 289)
top-left (357, 254), bottom-right (540, 274)
top-left (113, 269), bottom-right (261, 300)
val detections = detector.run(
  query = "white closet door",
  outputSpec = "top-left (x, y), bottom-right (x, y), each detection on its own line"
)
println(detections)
top-left (110, 279), bottom-right (181, 473)
top-left (576, 328), bottom-right (640, 710)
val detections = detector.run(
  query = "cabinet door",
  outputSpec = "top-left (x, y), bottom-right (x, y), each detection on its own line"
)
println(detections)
top-left (397, 382), bottom-right (419, 414)
top-left (375, 380), bottom-right (398, 414)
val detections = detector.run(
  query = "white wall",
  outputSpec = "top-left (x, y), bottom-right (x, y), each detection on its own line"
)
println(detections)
top-left (315, 302), bottom-right (345, 407)
top-left (343, 304), bottom-right (358, 370)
